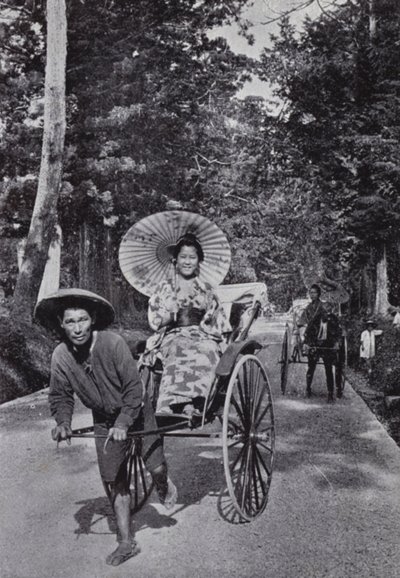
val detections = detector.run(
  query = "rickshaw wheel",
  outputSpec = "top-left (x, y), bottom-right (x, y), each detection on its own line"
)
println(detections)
top-left (128, 439), bottom-right (154, 513)
top-left (222, 354), bottom-right (275, 522)
top-left (280, 325), bottom-right (290, 395)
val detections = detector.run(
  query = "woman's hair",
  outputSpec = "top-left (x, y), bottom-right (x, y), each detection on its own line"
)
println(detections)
top-left (173, 233), bottom-right (204, 262)
top-left (309, 284), bottom-right (321, 297)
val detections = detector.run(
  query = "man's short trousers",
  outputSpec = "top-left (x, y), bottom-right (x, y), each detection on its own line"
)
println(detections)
top-left (93, 394), bottom-right (164, 483)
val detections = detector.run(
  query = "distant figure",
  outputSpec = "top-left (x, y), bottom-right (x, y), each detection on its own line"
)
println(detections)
top-left (360, 319), bottom-right (383, 375)
top-left (298, 285), bottom-right (342, 402)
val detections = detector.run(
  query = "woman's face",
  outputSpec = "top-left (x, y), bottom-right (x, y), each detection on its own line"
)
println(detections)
top-left (176, 245), bottom-right (199, 278)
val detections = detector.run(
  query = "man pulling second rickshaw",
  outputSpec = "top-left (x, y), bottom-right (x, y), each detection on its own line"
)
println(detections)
top-left (35, 289), bottom-right (177, 567)
top-left (297, 284), bottom-right (342, 402)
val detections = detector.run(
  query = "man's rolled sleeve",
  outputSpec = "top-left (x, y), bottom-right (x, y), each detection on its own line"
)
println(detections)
top-left (113, 337), bottom-right (143, 429)
top-left (49, 354), bottom-right (75, 427)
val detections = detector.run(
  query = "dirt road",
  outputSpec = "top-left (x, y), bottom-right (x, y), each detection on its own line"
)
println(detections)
top-left (1, 317), bottom-right (400, 578)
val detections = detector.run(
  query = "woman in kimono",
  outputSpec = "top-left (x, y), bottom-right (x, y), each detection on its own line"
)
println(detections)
top-left (142, 233), bottom-right (231, 415)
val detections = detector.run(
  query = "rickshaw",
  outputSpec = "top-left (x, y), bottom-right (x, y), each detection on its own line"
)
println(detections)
top-left (74, 212), bottom-right (275, 524)
top-left (72, 282), bottom-right (274, 523)
top-left (279, 290), bottom-right (348, 396)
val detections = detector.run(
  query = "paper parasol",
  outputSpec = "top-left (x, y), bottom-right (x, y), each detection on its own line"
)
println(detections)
top-left (119, 211), bottom-right (231, 296)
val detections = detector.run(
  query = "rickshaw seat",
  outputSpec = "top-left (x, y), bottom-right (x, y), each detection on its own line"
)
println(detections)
top-left (216, 282), bottom-right (267, 343)
top-left (215, 339), bottom-right (262, 377)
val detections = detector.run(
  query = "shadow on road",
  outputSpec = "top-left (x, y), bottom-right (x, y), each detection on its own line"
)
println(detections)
top-left (72, 437), bottom-right (239, 539)
top-left (260, 337), bottom-right (398, 496)
top-left (272, 392), bottom-right (394, 492)
top-left (73, 495), bottom-right (178, 539)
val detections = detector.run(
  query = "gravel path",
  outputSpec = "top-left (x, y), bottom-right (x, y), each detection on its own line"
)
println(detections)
top-left (1, 317), bottom-right (400, 578)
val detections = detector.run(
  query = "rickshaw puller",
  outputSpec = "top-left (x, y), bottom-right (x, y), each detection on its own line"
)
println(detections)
top-left (298, 284), bottom-right (342, 402)
top-left (36, 289), bottom-right (177, 567)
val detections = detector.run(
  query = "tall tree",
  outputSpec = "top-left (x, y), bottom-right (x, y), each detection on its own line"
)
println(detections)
top-left (255, 0), bottom-right (400, 311)
top-left (0, 0), bottom-right (257, 320)
top-left (12, 0), bottom-right (67, 321)
top-left (57, 0), bottom-right (254, 305)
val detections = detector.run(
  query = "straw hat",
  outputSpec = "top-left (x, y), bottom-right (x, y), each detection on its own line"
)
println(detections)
top-left (34, 288), bottom-right (115, 332)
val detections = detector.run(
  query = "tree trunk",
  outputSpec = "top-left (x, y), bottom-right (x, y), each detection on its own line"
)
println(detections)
top-left (105, 228), bottom-right (113, 303)
top-left (361, 264), bottom-right (375, 313)
top-left (79, 220), bottom-right (109, 297)
top-left (369, 0), bottom-right (377, 41)
top-left (17, 226), bottom-right (62, 302)
top-left (12, 0), bottom-right (67, 322)
top-left (374, 243), bottom-right (391, 317)
top-left (79, 222), bottom-right (90, 290)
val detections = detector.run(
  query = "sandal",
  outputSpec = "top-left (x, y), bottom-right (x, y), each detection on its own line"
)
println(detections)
top-left (105, 541), bottom-right (141, 566)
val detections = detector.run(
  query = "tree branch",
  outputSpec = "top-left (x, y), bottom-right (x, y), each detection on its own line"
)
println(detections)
top-left (260, 0), bottom-right (316, 26)
top-left (195, 152), bottom-right (231, 166)
top-left (316, 0), bottom-right (345, 24)
top-left (224, 190), bottom-right (256, 205)
top-left (193, 155), bottom-right (201, 172)
top-left (0, 2), bottom-right (31, 17)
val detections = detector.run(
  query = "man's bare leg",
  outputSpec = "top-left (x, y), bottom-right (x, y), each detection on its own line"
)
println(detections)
top-left (106, 481), bottom-right (140, 566)
top-left (113, 485), bottom-right (132, 543)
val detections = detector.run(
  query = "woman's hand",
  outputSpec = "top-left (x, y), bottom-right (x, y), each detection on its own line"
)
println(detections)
top-left (157, 308), bottom-right (177, 329)
top-left (156, 297), bottom-right (178, 328)
top-left (164, 295), bottom-right (178, 314)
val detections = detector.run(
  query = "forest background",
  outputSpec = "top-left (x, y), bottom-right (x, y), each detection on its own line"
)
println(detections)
top-left (0, 0), bottom-right (399, 402)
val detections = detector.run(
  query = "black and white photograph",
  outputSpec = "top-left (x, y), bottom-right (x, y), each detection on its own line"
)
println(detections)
top-left (0, 0), bottom-right (399, 576)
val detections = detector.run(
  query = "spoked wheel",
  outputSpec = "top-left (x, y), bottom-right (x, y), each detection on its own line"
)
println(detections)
top-left (128, 439), bottom-right (154, 513)
top-left (280, 325), bottom-right (290, 395)
top-left (336, 335), bottom-right (348, 397)
top-left (222, 354), bottom-right (275, 522)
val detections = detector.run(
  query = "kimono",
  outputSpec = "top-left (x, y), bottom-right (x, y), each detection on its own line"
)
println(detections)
top-left (141, 277), bottom-right (231, 412)
top-left (360, 329), bottom-right (383, 359)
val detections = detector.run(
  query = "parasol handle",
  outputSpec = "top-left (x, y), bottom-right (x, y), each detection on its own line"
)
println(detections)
top-left (172, 259), bottom-right (178, 323)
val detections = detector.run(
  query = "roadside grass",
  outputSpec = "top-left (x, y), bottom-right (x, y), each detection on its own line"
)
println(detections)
top-left (346, 316), bottom-right (400, 447)
top-left (0, 312), bottom-right (53, 404)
